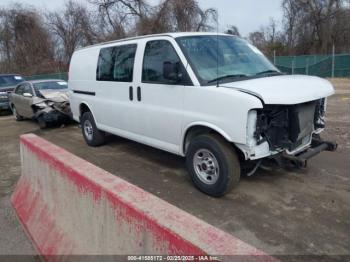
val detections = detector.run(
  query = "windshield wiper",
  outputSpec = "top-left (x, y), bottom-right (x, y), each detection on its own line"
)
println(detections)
top-left (255, 70), bottom-right (282, 76)
top-left (208, 74), bottom-right (248, 84)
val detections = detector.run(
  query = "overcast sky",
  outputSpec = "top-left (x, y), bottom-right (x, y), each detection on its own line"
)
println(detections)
top-left (0, 0), bottom-right (283, 37)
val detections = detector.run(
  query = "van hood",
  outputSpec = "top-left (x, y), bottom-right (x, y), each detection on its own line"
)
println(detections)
top-left (221, 75), bottom-right (335, 105)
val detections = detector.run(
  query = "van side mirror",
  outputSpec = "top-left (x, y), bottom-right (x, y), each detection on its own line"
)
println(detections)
top-left (163, 61), bottom-right (182, 82)
top-left (23, 92), bottom-right (33, 98)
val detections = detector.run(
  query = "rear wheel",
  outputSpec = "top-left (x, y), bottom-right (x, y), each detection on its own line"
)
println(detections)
top-left (81, 111), bottom-right (105, 147)
top-left (12, 105), bottom-right (23, 121)
top-left (186, 134), bottom-right (241, 197)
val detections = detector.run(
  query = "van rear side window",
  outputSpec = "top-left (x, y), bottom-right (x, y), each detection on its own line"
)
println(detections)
top-left (96, 44), bottom-right (137, 82)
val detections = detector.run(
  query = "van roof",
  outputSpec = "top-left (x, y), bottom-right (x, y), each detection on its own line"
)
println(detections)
top-left (76, 32), bottom-right (233, 52)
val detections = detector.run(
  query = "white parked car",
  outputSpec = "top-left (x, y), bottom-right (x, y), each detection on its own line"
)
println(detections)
top-left (69, 33), bottom-right (337, 197)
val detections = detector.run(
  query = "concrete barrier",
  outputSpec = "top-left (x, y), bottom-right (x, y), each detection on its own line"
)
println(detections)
top-left (12, 134), bottom-right (277, 261)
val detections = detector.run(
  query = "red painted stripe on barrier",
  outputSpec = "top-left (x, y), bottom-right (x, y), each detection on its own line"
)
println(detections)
top-left (12, 179), bottom-right (75, 257)
top-left (12, 134), bottom-right (278, 260)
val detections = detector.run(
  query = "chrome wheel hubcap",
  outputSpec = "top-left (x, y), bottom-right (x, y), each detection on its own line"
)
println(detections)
top-left (84, 120), bottom-right (93, 141)
top-left (193, 149), bottom-right (220, 185)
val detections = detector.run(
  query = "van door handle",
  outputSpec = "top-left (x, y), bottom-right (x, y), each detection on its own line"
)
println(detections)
top-left (129, 86), bottom-right (133, 101)
top-left (137, 86), bottom-right (141, 101)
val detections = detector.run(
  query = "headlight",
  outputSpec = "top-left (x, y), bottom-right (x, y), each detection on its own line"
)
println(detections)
top-left (315, 98), bottom-right (326, 129)
top-left (0, 92), bottom-right (8, 99)
top-left (35, 102), bottom-right (48, 108)
top-left (247, 110), bottom-right (258, 147)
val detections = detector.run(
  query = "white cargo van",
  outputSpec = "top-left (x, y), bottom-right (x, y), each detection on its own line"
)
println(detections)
top-left (69, 32), bottom-right (337, 197)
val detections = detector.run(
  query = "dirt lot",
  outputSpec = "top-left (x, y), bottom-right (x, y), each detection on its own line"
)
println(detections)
top-left (329, 78), bottom-right (350, 91)
top-left (0, 79), bottom-right (349, 260)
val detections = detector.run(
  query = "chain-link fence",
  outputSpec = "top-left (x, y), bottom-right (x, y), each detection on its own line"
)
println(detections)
top-left (274, 53), bottom-right (350, 78)
top-left (25, 72), bottom-right (68, 81)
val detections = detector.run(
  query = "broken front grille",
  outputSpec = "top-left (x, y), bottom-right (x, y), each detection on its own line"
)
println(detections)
top-left (254, 99), bottom-right (324, 151)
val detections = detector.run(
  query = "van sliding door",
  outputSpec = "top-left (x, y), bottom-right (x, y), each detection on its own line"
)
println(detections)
top-left (95, 43), bottom-right (138, 135)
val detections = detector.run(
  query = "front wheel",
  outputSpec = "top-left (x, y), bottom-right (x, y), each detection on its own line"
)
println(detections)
top-left (81, 111), bottom-right (105, 147)
top-left (186, 134), bottom-right (241, 197)
top-left (37, 115), bottom-right (47, 129)
top-left (12, 105), bottom-right (23, 121)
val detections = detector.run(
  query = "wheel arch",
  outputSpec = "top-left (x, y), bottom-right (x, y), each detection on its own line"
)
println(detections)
top-left (78, 102), bottom-right (97, 123)
top-left (181, 123), bottom-right (245, 159)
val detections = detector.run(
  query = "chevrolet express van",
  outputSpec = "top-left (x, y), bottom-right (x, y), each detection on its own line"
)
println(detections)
top-left (69, 33), bottom-right (337, 197)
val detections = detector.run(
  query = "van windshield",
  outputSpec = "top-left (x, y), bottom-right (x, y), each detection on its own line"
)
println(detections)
top-left (176, 35), bottom-right (280, 85)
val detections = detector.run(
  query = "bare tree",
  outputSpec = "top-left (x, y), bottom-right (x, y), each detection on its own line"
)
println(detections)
top-left (282, 0), bottom-right (300, 52)
top-left (89, 0), bottom-right (150, 38)
top-left (90, 0), bottom-right (217, 36)
top-left (0, 0), bottom-right (219, 74)
top-left (248, 18), bottom-right (285, 56)
top-left (281, 0), bottom-right (350, 54)
top-left (0, 4), bottom-right (55, 75)
top-left (225, 25), bottom-right (240, 36)
top-left (47, 0), bottom-right (98, 65)
top-left (249, 31), bottom-right (266, 49)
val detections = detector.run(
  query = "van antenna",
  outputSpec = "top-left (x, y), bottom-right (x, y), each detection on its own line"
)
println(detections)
top-left (216, 10), bottom-right (219, 88)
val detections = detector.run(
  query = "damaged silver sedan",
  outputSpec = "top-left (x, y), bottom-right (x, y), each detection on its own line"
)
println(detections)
top-left (9, 79), bottom-right (71, 128)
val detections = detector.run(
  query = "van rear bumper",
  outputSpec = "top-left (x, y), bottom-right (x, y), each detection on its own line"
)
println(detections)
top-left (281, 137), bottom-right (337, 168)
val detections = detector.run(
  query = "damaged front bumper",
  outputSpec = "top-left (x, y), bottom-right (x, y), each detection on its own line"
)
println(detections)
top-left (281, 137), bottom-right (337, 168)
top-left (0, 92), bottom-right (10, 110)
top-left (0, 101), bottom-right (10, 110)
top-left (33, 100), bottom-right (72, 128)
top-left (240, 99), bottom-right (337, 174)
top-left (35, 108), bottom-right (71, 123)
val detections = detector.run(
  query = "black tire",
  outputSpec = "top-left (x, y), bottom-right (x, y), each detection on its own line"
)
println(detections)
top-left (186, 134), bottom-right (241, 197)
top-left (81, 111), bottom-right (105, 147)
top-left (37, 115), bottom-right (47, 129)
top-left (12, 105), bottom-right (23, 121)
